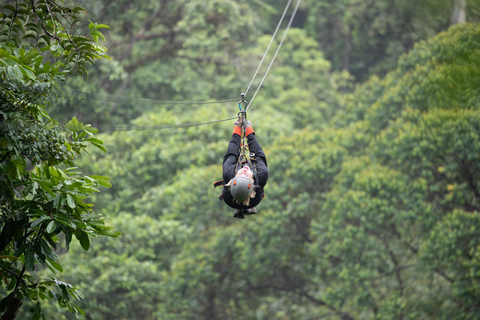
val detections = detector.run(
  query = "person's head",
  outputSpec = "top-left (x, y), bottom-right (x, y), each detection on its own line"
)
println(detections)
top-left (227, 165), bottom-right (256, 206)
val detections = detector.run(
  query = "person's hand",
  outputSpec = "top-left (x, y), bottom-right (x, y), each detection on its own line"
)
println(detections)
top-left (233, 118), bottom-right (242, 136)
top-left (244, 120), bottom-right (254, 136)
top-left (234, 118), bottom-right (243, 128)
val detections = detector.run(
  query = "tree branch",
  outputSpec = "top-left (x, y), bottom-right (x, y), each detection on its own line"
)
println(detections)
top-left (1, 265), bottom-right (26, 320)
top-left (7, 0), bottom-right (18, 42)
top-left (30, 0), bottom-right (60, 42)
top-left (0, 151), bottom-right (12, 164)
top-left (246, 278), bottom-right (357, 320)
top-left (0, 295), bottom-right (22, 320)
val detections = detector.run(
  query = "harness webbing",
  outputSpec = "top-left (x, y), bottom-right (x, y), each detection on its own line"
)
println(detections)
top-left (234, 118), bottom-right (251, 173)
top-left (234, 100), bottom-right (257, 179)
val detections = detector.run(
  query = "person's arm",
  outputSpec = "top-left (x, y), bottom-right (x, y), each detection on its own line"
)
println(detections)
top-left (247, 134), bottom-right (266, 163)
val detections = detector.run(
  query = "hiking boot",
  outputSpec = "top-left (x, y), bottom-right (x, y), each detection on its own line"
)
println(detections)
top-left (233, 209), bottom-right (245, 219)
top-left (244, 207), bottom-right (257, 215)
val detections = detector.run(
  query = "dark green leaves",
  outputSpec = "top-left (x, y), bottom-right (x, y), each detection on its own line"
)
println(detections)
top-left (0, 0), bottom-right (115, 318)
top-left (75, 231), bottom-right (90, 251)
top-left (89, 175), bottom-right (112, 188)
top-left (25, 244), bottom-right (35, 271)
top-left (46, 220), bottom-right (56, 234)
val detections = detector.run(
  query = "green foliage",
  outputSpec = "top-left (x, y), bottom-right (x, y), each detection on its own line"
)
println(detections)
top-left (25, 0), bottom-right (480, 319)
top-left (42, 213), bottom-right (187, 320)
top-left (241, 29), bottom-right (353, 131)
top-left (48, 0), bottom-right (265, 126)
top-left (311, 23), bottom-right (480, 319)
top-left (0, 1), bottom-right (117, 319)
top-left (302, 0), bottom-right (480, 81)
top-left (0, 1), bottom-right (109, 79)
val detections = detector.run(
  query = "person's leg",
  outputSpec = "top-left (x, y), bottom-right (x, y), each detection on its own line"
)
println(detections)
top-left (233, 209), bottom-right (245, 219)
top-left (243, 207), bottom-right (257, 215)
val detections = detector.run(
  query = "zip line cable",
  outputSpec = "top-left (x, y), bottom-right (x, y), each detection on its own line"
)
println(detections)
top-left (3, 115), bottom-right (238, 132)
top-left (100, 116), bottom-right (238, 132)
top-left (247, 0), bottom-right (302, 111)
top-left (48, 0), bottom-right (301, 131)
top-left (66, 90), bottom-right (238, 106)
top-left (244, 0), bottom-right (293, 97)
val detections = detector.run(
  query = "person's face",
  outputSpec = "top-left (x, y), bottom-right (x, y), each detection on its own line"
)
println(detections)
top-left (236, 165), bottom-right (253, 181)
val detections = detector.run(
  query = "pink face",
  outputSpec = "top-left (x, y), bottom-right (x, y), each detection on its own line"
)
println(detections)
top-left (236, 165), bottom-right (253, 180)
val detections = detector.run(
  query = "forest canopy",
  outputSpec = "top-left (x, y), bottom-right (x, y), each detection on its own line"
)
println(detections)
top-left (2, 0), bottom-right (480, 319)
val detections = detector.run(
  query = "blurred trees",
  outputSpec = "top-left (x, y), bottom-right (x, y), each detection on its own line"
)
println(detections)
top-left (302, 0), bottom-right (480, 81)
top-left (49, 0), bottom-right (480, 127)
top-left (49, 0), bottom-right (265, 126)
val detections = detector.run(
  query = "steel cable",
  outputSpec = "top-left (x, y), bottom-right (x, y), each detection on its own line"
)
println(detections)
top-left (66, 90), bottom-right (238, 105)
top-left (101, 116), bottom-right (238, 132)
top-left (244, 0), bottom-right (293, 97)
top-left (45, 0), bottom-right (302, 131)
top-left (247, 0), bottom-right (302, 111)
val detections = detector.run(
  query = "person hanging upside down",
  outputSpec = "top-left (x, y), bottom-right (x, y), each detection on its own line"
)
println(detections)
top-left (221, 118), bottom-right (268, 219)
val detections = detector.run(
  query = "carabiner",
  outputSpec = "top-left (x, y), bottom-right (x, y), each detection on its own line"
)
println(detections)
top-left (238, 92), bottom-right (248, 111)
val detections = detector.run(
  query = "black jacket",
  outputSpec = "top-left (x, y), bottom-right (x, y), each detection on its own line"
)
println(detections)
top-left (222, 133), bottom-right (268, 209)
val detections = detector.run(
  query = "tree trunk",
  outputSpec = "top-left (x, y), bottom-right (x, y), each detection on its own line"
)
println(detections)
top-left (0, 297), bottom-right (23, 320)
top-left (202, 288), bottom-right (217, 320)
top-left (343, 28), bottom-right (352, 72)
top-left (451, 0), bottom-right (466, 25)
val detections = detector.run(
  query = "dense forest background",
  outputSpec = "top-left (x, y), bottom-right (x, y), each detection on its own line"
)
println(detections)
top-left (3, 0), bottom-right (480, 319)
